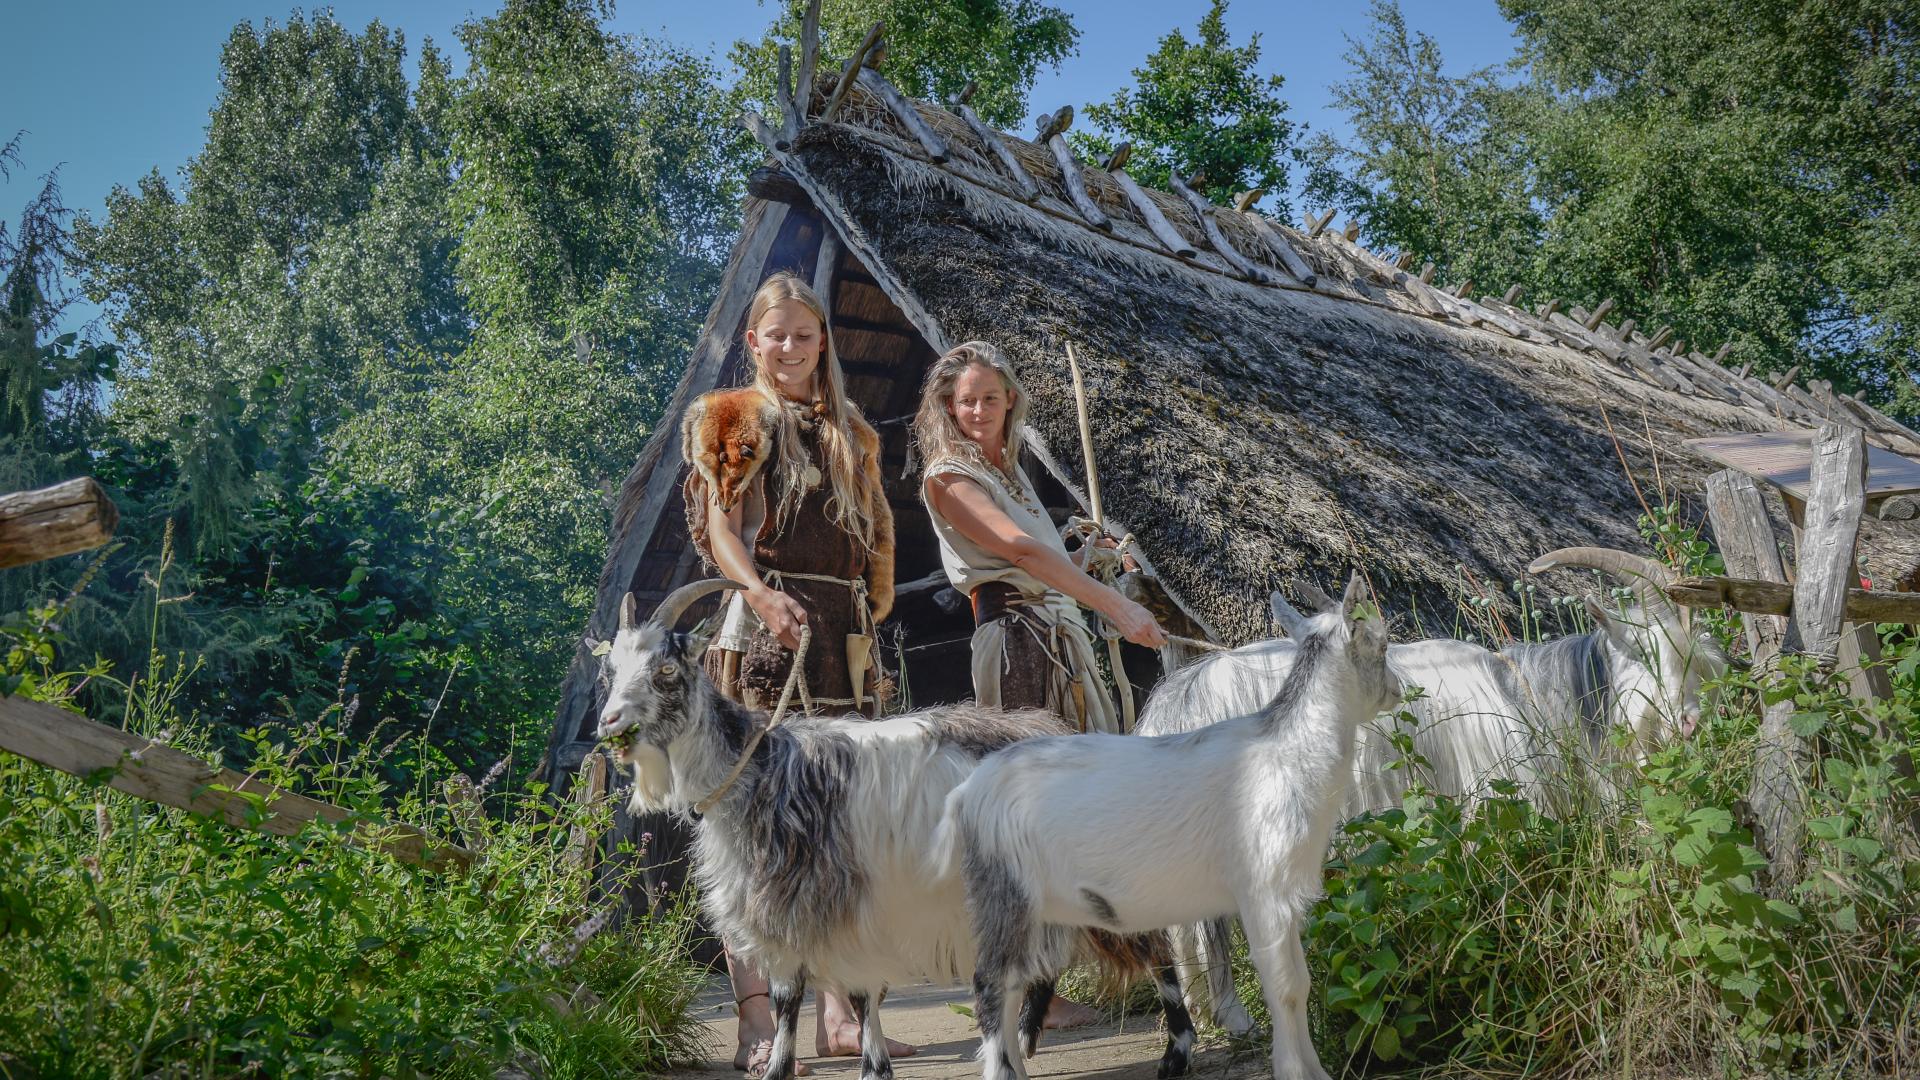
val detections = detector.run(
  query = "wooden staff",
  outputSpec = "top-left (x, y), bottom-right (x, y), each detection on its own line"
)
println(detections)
top-left (1065, 343), bottom-right (1135, 731)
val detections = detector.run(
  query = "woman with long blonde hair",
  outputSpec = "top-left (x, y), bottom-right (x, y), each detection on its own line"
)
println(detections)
top-left (681, 270), bottom-right (903, 1073)
top-left (915, 341), bottom-right (1165, 1030)
top-left (915, 340), bottom-right (1163, 733)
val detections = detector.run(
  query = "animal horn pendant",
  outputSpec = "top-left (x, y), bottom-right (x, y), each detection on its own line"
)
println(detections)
top-left (652, 578), bottom-right (747, 629)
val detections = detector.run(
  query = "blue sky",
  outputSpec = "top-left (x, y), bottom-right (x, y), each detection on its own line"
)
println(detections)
top-left (3, 0), bottom-right (1521, 336)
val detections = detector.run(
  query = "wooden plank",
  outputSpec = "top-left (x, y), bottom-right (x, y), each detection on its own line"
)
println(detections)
top-left (949, 100), bottom-right (1041, 202)
top-left (1110, 169), bottom-right (1197, 257)
top-left (0, 477), bottom-right (119, 570)
top-left (1170, 174), bottom-right (1273, 284)
top-left (1242, 213), bottom-right (1317, 287)
top-left (1702, 471), bottom-right (1787, 666)
top-left (1684, 429), bottom-right (1920, 505)
top-left (856, 68), bottom-right (949, 163)
top-left (0, 694), bottom-right (470, 872)
top-left (1662, 575), bottom-right (1920, 625)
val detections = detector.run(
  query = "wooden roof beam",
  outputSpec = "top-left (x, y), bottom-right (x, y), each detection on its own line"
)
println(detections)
top-left (857, 67), bottom-right (948, 162)
top-left (1171, 173), bottom-right (1275, 285)
top-left (1582, 298), bottom-right (1615, 331)
top-left (948, 84), bottom-right (1040, 202)
top-left (1242, 213), bottom-right (1318, 287)
top-left (1103, 144), bottom-right (1197, 257)
top-left (819, 21), bottom-right (883, 124)
top-left (1035, 107), bottom-right (1111, 231)
top-left (1305, 209), bottom-right (1335, 238)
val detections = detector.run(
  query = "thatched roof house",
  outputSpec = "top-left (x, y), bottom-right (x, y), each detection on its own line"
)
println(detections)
top-left (541, 60), bottom-right (1920, 814)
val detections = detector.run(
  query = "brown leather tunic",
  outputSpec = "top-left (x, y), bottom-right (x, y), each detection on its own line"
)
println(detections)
top-left (697, 420), bottom-right (881, 714)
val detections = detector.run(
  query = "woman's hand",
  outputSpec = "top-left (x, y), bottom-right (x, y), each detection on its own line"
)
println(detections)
top-left (747, 586), bottom-right (810, 651)
top-left (1107, 597), bottom-right (1167, 649)
top-left (1086, 535), bottom-right (1140, 574)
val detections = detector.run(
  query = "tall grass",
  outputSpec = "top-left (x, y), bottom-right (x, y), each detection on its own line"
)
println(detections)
top-left (0, 555), bottom-right (707, 1078)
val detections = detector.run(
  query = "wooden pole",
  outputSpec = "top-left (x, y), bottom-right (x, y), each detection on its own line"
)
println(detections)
top-left (0, 477), bottom-right (119, 570)
top-left (819, 21), bottom-right (884, 125)
top-left (0, 693), bottom-right (471, 872)
top-left (1702, 471), bottom-right (1788, 665)
top-left (949, 96), bottom-right (1041, 202)
top-left (855, 67), bottom-right (949, 162)
top-left (795, 0), bottom-right (821, 117)
top-left (1242, 214), bottom-right (1318, 287)
top-left (1583, 298), bottom-right (1616, 331)
top-left (1111, 167), bottom-right (1198, 257)
top-left (1170, 174), bottom-right (1274, 284)
top-left (775, 45), bottom-right (798, 148)
top-left (1036, 108), bottom-right (1110, 231)
top-left (1065, 342), bottom-right (1135, 732)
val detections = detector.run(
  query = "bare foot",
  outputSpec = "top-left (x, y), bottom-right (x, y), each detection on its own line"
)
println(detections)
top-left (815, 1025), bottom-right (917, 1058)
top-left (737, 1040), bottom-right (813, 1077)
top-left (1042, 995), bottom-right (1102, 1030)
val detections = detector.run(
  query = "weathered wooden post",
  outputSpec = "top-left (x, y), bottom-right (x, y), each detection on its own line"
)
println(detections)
top-left (1750, 424), bottom-right (1866, 886)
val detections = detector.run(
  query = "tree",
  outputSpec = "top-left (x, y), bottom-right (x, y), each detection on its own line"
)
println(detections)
top-left (1300, 1), bottom-right (1542, 299)
top-left (1075, 0), bottom-right (1293, 210)
top-left (732, 0), bottom-right (1079, 130)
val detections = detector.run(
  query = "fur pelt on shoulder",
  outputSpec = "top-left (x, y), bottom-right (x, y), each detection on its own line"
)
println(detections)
top-left (680, 387), bottom-right (895, 624)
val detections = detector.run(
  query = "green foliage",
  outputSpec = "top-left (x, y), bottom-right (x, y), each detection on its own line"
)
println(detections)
top-left (1227, 634), bottom-right (1920, 1076)
top-left (1310, 0), bottom-right (1920, 414)
top-left (1301, 0), bottom-right (1540, 296)
top-left (0, 592), bottom-right (704, 1078)
top-left (732, 0), bottom-right (1079, 130)
top-left (1074, 0), bottom-right (1294, 210)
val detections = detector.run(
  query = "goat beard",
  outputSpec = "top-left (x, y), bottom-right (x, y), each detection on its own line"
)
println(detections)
top-left (619, 742), bottom-right (675, 814)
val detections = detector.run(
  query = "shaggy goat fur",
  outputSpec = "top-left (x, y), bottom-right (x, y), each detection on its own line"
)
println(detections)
top-left (596, 586), bottom-right (1182, 1080)
top-left (1140, 553), bottom-right (1730, 1034)
top-left (936, 576), bottom-right (1396, 1080)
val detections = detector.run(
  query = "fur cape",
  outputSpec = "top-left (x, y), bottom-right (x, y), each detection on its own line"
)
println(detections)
top-left (682, 386), bottom-right (895, 623)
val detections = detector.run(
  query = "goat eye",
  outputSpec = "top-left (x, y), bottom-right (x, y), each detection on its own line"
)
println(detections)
top-left (740, 445), bottom-right (754, 460)
top-left (653, 664), bottom-right (679, 689)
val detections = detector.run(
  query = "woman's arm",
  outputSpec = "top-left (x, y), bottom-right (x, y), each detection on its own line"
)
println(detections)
top-left (707, 482), bottom-right (810, 650)
top-left (925, 475), bottom-right (1166, 647)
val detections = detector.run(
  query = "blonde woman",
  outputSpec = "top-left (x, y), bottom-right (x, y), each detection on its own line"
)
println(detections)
top-left (682, 271), bottom-right (905, 1073)
top-left (916, 341), bottom-right (1165, 1028)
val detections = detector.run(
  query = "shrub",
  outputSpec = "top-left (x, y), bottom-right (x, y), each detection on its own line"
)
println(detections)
top-left (0, 592), bottom-right (705, 1079)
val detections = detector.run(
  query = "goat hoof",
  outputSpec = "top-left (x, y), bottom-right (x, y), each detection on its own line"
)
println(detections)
top-left (1156, 1050), bottom-right (1191, 1078)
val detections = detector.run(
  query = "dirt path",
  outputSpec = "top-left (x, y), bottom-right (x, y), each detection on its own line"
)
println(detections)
top-left (677, 979), bottom-right (1269, 1080)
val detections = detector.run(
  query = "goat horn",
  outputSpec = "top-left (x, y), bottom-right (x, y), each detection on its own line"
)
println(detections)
top-left (651, 578), bottom-right (746, 629)
top-left (619, 593), bottom-right (638, 631)
top-left (1528, 547), bottom-right (1677, 621)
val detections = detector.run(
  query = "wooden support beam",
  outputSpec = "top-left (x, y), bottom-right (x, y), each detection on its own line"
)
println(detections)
top-left (1737, 359), bottom-right (1754, 380)
top-left (1772, 364), bottom-right (1802, 392)
top-left (1111, 168), bottom-right (1197, 257)
top-left (0, 693), bottom-right (471, 872)
top-left (949, 99), bottom-right (1040, 202)
top-left (1647, 325), bottom-right (1675, 351)
top-left (1101, 142), bottom-right (1132, 172)
top-left (812, 228), bottom-right (840, 316)
top-left (1039, 118), bottom-right (1111, 231)
top-left (1341, 219), bottom-right (1361, 241)
top-left (1449, 279), bottom-right (1473, 299)
top-left (746, 165), bottom-right (809, 207)
top-left (1418, 261), bottom-right (1436, 284)
top-left (796, 0), bottom-right (821, 116)
top-left (1171, 174), bottom-right (1274, 284)
top-left (1233, 189), bottom-right (1264, 212)
top-left (0, 477), bottom-right (119, 570)
top-left (1394, 251), bottom-right (1415, 271)
top-left (1702, 471), bottom-right (1787, 667)
top-left (1035, 106), bottom-right (1072, 142)
top-left (1614, 317), bottom-right (1637, 340)
top-left (856, 68), bottom-right (948, 162)
top-left (1243, 214), bottom-right (1318, 287)
top-left (1670, 576), bottom-right (1920, 627)
top-left (1502, 283), bottom-right (1522, 305)
top-left (819, 21), bottom-right (884, 124)
top-left (1307, 209), bottom-right (1336, 238)
top-left (1583, 298), bottom-right (1615, 330)
top-left (775, 45), bottom-right (798, 147)
top-left (1713, 343), bottom-right (1733, 365)
top-left (1540, 298), bottom-right (1563, 318)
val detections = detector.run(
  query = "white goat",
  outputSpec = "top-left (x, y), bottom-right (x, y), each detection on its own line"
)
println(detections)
top-left (1141, 546), bottom-right (1731, 1035)
top-left (937, 574), bottom-right (1396, 1080)
top-left (595, 579), bottom-right (1191, 1080)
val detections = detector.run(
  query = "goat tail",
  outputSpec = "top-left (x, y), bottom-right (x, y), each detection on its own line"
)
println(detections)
top-left (1076, 927), bottom-right (1173, 997)
top-left (926, 782), bottom-right (967, 880)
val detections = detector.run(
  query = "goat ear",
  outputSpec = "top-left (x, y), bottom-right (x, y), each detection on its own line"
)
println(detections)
top-left (1583, 596), bottom-right (1614, 631)
top-left (1298, 580), bottom-right (1335, 612)
top-left (620, 593), bottom-right (638, 632)
top-left (585, 635), bottom-right (610, 657)
top-left (1340, 571), bottom-right (1366, 618)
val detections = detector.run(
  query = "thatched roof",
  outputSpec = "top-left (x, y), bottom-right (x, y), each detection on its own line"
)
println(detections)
top-left (760, 84), bottom-right (1920, 645)
top-left (543, 69), bottom-right (1920, 785)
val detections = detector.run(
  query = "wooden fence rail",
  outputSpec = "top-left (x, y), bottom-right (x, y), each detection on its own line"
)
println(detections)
top-left (0, 474), bottom-right (473, 874)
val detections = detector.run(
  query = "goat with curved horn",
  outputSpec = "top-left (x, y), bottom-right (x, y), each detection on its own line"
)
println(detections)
top-left (648, 578), bottom-right (746, 630)
top-left (1528, 547), bottom-right (1679, 624)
